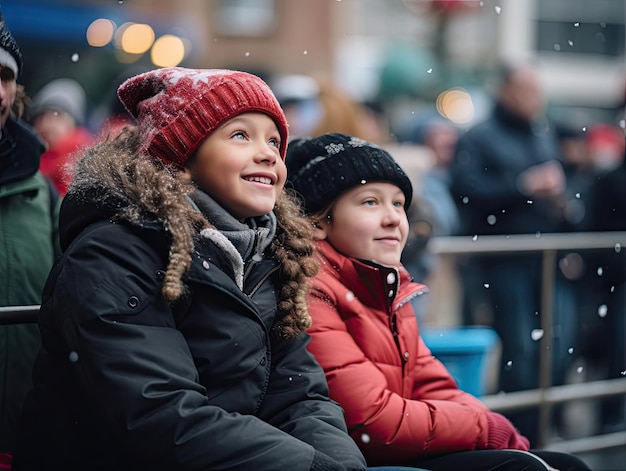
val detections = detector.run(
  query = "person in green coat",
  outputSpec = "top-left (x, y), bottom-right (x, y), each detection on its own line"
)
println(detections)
top-left (0, 8), bottom-right (60, 463)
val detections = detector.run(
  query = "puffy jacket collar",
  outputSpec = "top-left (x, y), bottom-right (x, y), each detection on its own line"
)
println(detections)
top-left (57, 138), bottom-right (178, 252)
top-left (59, 189), bottom-right (155, 248)
top-left (315, 240), bottom-right (426, 312)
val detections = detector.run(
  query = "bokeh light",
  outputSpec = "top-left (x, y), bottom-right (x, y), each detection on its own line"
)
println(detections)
top-left (436, 87), bottom-right (475, 124)
top-left (86, 18), bottom-right (116, 47)
top-left (120, 23), bottom-right (155, 54)
top-left (151, 35), bottom-right (186, 67)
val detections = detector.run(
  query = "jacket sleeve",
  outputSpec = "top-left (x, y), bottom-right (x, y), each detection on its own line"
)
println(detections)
top-left (52, 223), bottom-right (343, 471)
top-left (257, 333), bottom-right (367, 471)
top-left (306, 286), bottom-right (491, 464)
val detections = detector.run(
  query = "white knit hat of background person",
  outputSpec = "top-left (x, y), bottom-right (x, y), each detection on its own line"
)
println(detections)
top-left (0, 9), bottom-right (22, 77)
top-left (29, 78), bottom-right (88, 126)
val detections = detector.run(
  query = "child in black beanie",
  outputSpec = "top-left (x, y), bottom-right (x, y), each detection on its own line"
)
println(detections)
top-left (286, 132), bottom-right (592, 471)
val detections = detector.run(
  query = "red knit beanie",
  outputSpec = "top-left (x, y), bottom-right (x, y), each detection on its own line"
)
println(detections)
top-left (117, 67), bottom-right (289, 168)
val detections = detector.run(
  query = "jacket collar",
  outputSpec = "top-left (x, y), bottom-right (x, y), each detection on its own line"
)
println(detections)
top-left (315, 240), bottom-right (426, 312)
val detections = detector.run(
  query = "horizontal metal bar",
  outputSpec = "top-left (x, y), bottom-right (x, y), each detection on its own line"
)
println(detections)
top-left (481, 378), bottom-right (626, 412)
top-left (428, 231), bottom-right (626, 255)
top-left (0, 305), bottom-right (40, 325)
top-left (543, 431), bottom-right (626, 454)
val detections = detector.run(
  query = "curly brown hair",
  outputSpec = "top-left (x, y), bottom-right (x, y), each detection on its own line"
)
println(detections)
top-left (69, 127), bottom-right (318, 338)
top-left (12, 84), bottom-right (28, 119)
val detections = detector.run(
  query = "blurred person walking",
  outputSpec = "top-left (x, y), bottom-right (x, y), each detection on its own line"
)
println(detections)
top-left (28, 77), bottom-right (94, 196)
top-left (0, 9), bottom-right (60, 469)
top-left (450, 61), bottom-right (577, 445)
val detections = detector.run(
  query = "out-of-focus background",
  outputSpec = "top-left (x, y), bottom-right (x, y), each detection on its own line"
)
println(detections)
top-left (5, 0), bottom-right (624, 134)
top-left (4, 1), bottom-right (625, 469)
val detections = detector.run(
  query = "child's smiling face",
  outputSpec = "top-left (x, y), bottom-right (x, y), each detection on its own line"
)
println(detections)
top-left (316, 182), bottom-right (409, 267)
top-left (184, 112), bottom-right (286, 221)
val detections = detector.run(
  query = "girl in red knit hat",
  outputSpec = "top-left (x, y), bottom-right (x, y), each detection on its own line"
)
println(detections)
top-left (286, 132), bottom-right (593, 471)
top-left (11, 67), bottom-right (381, 471)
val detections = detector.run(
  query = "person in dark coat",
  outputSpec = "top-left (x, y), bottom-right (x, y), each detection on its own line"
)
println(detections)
top-left (450, 61), bottom-right (577, 445)
top-left (0, 9), bottom-right (59, 468)
top-left (12, 67), bottom-right (368, 471)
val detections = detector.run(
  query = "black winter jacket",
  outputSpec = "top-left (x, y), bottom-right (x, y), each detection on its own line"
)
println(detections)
top-left (14, 167), bottom-right (365, 470)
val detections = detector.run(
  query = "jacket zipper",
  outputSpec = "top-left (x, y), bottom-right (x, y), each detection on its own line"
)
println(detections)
top-left (389, 313), bottom-right (407, 365)
top-left (247, 264), bottom-right (280, 298)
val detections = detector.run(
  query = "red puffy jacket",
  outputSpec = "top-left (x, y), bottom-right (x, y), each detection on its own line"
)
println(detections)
top-left (306, 241), bottom-right (495, 465)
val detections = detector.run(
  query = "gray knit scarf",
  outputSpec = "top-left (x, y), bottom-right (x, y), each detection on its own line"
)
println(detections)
top-left (189, 190), bottom-right (276, 290)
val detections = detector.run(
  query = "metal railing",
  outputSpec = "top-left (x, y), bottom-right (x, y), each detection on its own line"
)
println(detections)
top-left (0, 304), bottom-right (39, 325)
top-left (427, 231), bottom-right (626, 453)
top-left (3, 232), bottom-right (626, 453)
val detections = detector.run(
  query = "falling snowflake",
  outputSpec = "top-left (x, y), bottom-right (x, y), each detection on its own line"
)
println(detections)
top-left (531, 329), bottom-right (544, 341)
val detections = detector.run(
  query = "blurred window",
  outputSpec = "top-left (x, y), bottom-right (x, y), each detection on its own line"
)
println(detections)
top-left (214, 0), bottom-right (276, 37)
top-left (535, 0), bottom-right (625, 57)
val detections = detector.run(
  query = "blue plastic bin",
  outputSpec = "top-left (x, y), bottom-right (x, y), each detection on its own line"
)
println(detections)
top-left (421, 326), bottom-right (499, 397)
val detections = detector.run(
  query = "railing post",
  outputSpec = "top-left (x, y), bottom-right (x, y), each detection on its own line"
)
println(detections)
top-left (427, 232), bottom-right (626, 453)
top-left (538, 248), bottom-right (556, 447)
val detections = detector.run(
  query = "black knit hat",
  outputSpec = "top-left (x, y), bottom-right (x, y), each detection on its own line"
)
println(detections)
top-left (286, 133), bottom-right (413, 215)
top-left (0, 10), bottom-right (22, 77)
